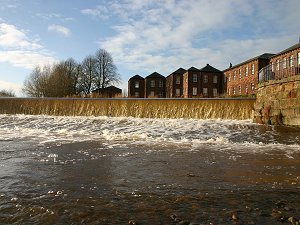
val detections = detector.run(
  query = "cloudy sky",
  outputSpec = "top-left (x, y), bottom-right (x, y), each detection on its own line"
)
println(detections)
top-left (0, 0), bottom-right (300, 96)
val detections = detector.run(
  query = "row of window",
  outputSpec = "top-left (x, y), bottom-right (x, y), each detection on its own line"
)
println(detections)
top-left (228, 83), bottom-right (255, 95)
top-left (134, 91), bottom-right (164, 97)
top-left (192, 87), bottom-right (218, 97)
top-left (192, 74), bottom-right (218, 83)
top-left (272, 53), bottom-right (300, 71)
top-left (134, 80), bottom-right (164, 88)
top-left (227, 64), bottom-right (255, 82)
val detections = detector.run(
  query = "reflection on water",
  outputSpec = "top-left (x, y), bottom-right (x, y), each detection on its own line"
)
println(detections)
top-left (0, 115), bottom-right (300, 224)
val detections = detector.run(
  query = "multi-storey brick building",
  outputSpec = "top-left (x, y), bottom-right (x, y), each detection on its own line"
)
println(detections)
top-left (128, 74), bottom-right (145, 98)
top-left (224, 53), bottom-right (274, 96)
top-left (259, 43), bottom-right (300, 81)
top-left (183, 64), bottom-right (224, 98)
top-left (145, 72), bottom-right (166, 98)
top-left (166, 68), bottom-right (186, 98)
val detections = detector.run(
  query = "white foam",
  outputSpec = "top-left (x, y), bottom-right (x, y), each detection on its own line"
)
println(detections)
top-left (0, 114), bottom-right (299, 155)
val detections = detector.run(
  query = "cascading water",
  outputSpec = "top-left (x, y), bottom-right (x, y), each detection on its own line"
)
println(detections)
top-left (0, 98), bottom-right (255, 120)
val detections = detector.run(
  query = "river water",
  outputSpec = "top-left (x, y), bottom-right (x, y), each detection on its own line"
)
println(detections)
top-left (0, 114), bottom-right (300, 225)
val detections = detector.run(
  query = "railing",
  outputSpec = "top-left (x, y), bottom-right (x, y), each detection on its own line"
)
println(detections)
top-left (259, 57), bottom-right (300, 82)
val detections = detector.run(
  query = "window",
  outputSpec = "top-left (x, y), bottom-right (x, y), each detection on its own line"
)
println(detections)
top-left (159, 80), bottom-right (163, 88)
top-left (134, 92), bottom-right (139, 97)
top-left (193, 74), bottom-right (197, 82)
top-left (203, 88), bottom-right (208, 96)
top-left (228, 74), bottom-right (231, 81)
top-left (233, 87), bottom-right (236, 95)
top-left (290, 55), bottom-right (294, 67)
top-left (233, 71), bottom-right (236, 80)
top-left (159, 92), bottom-right (164, 97)
top-left (276, 60), bottom-right (280, 71)
top-left (176, 76), bottom-right (181, 84)
top-left (239, 69), bottom-right (241, 79)
top-left (251, 83), bottom-right (255, 91)
top-left (134, 81), bottom-right (139, 88)
top-left (213, 75), bottom-right (218, 84)
top-left (271, 62), bottom-right (274, 72)
top-left (192, 87), bottom-right (197, 96)
top-left (239, 85), bottom-right (241, 94)
top-left (245, 66), bottom-right (248, 76)
top-left (203, 75), bottom-right (208, 83)
top-left (213, 88), bottom-right (218, 97)
top-left (150, 91), bottom-right (155, 97)
top-left (251, 64), bottom-right (255, 74)
top-left (150, 80), bottom-right (155, 87)
top-left (298, 52), bottom-right (300, 65)
top-left (245, 84), bottom-right (248, 93)
top-left (283, 57), bottom-right (287, 69)
top-left (176, 89), bottom-right (181, 96)
top-left (228, 88), bottom-right (230, 95)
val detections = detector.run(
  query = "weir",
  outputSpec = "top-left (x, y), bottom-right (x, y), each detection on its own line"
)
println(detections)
top-left (0, 98), bottom-right (255, 120)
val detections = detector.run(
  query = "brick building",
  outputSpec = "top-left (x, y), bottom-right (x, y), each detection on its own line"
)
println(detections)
top-left (224, 53), bottom-right (274, 96)
top-left (91, 86), bottom-right (122, 98)
top-left (145, 72), bottom-right (166, 98)
top-left (183, 64), bottom-right (224, 98)
top-left (128, 74), bottom-right (145, 98)
top-left (166, 68), bottom-right (186, 98)
top-left (259, 43), bottom-right (300, 81)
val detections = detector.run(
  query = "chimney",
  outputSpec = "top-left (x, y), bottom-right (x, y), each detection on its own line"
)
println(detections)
top-left (229, 63), bottom-right (232, 68)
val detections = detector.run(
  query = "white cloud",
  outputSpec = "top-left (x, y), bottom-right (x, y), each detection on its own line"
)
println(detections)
top-left (80, 5), bottom-right (109, 20)
top-left (0, 22), bottom-right (57, 70)
top-left (48, 24), bottom-right (71, 37)
top-left (96, 0), bottom-right (300, 76)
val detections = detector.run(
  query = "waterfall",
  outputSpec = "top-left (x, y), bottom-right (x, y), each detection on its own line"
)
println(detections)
top-left (0, 98), bottom-right (255, 120)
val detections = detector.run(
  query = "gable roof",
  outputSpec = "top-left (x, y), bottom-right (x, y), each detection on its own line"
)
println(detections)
top-left (166, 67), bottom-right (186, 78)
top-left (145, 72), bottom-right (165, 79)
top-left (173, 67), bottom-right (186, 74)
top-left (223, 53), bottom-right (275, 72)
top-left (129, 74), bottom-right (144, 80)
top-left (273, 42), bottom-right (300, 57)
top-left (187, 66), bottom-right (200, 71)
top-left (199, 64), bottom-right (222, 73)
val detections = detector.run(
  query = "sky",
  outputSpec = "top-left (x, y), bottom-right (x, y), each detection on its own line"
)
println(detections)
top-left (0, 0), bottom-right (300, 96)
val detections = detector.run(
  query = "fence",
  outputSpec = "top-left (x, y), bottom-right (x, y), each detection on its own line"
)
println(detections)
top-left (259, 57), bottom-right (300, 82)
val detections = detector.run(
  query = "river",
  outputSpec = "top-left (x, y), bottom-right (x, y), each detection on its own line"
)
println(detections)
top-left (0, 115), bottom-right (300, 224)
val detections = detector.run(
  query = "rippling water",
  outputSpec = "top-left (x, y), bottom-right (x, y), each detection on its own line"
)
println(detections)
top-left (1, 115), bottom-right (300, 224)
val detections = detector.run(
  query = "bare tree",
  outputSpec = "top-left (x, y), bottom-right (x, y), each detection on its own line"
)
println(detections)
top-left (23, 65), bottom-right (51, 97)
top-left (94, 49), bottom-right (120, 89)
top-left (64, 58), bottom-right (80, 96)
top-left (79, 55), bottom-right (96, 95)
top-left (0, 89), bottom-right (15, 97)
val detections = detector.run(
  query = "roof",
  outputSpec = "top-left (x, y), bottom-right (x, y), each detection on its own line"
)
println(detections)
top-left (166, 67), bottom-right (186, 78)
top-left (92, 86), bottom-right (122, 92)
top-left (173, 67), bottom-right (186, 74)
top-left (187, 66), bottom-right (200, 71)
top-left (145, 72), bottom-right (165, 79)
top-left (199, 64), bottom-right (222, 73)
top-left (273, 42), bottom-right (300, 57)
top-left (129, 74), bottom-right (144, 80)
top-left (223, 53), bottom-right (275, 72)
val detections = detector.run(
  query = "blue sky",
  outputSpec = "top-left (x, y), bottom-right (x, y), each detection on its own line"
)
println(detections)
top-left (0, 0), bottom-right (300, 96)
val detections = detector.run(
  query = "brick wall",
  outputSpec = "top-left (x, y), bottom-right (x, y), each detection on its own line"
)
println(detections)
top-left (145, 77), bottom-right (166, 98)
top-left (224, 57), bottom-right (272, 96)
top-left (128, 77), bottom-right (145, 98)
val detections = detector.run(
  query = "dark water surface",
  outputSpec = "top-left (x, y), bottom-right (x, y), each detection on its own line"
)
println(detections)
top-left (0, 115), bottom-right (300, 224)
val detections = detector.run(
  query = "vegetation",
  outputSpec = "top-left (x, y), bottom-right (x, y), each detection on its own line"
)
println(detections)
top-left (23, 49), bottom-right (120, 97)
top-left (0, 89), bottom-right (15, 97)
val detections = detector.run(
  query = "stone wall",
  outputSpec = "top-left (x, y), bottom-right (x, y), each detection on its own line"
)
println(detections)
top-left (254, 75), bottom-right (300, 126)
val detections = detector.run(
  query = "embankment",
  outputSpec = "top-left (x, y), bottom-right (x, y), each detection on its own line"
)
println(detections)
top-left (254, 75), bottom-right (300, 126)
top-left (0, 98), bottom-right (255, 120)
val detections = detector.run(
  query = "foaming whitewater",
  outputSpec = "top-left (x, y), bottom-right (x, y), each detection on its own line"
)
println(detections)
top-left (1, 114), bottom-right (299, 153)
top-left (1, 114), bottom-right (300, 224)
